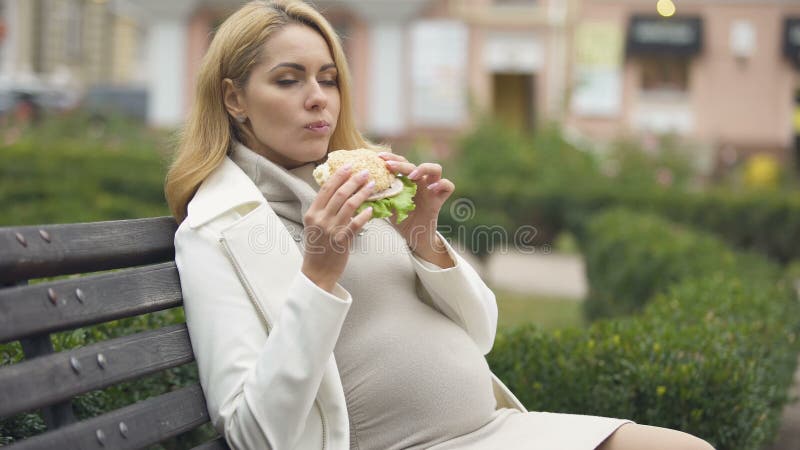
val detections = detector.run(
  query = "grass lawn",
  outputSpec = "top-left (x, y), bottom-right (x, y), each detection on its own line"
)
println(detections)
top-left (493, 288), bottom-right (586, 331)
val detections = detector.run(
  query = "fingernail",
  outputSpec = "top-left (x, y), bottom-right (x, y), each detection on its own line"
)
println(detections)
top-left (408, 169), bottom-right (419, 180)
top-left (385, 160), bottom-right (396, 166)
top-left (366, 180), bottom-right (376, 190)
top-left (427, 181), bottom-right (440, 190)
top-left (365, 206), bottom-right (373, 214)
top-left (341, 163), bottom-right (353, 172)
top-left (358, 169), bottom-right (369, 179)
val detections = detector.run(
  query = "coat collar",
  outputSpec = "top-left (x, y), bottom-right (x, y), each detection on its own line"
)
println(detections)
top-left (228, 141), bottom-right (319, 227)
top-left (186, 156), bottom-right (266, 229)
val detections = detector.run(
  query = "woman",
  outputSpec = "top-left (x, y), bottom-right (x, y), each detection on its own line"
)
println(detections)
top-left (165, 1), bottom-right (714, 449)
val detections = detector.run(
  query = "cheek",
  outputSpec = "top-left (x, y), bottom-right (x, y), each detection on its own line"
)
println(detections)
top-left (248, 93), bottom-right (290, 133)
top-left (330, 93), bottom-right (342, 124)
top-left (249, 91), bottom-right (288, 122)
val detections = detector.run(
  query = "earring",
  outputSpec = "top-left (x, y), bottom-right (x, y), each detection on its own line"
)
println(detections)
top-left (235, 115), bottom-right (247, 124)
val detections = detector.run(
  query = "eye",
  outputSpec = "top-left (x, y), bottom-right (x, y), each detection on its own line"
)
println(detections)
top-left (320, 79), bottom-right (338, 87)
top-left (277, 79), bottom-right (297, 86)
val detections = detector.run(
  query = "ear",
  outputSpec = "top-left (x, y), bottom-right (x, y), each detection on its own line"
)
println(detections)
top-left (222, 78), bottom-right (247, 122)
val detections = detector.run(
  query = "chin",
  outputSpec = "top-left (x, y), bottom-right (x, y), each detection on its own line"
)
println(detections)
top-left (313, 145), bottom-right (330, 161)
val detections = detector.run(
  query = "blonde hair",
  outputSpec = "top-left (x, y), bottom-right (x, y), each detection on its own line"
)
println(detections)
top-left (165, 0), bottom-right (383, 224)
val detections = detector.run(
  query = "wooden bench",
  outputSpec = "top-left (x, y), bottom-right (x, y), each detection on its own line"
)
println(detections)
top-left (0, 217), bottom-right (230, 450)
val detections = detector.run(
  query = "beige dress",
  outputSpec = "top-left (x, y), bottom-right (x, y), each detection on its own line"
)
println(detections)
top-left (230, 143), bottom-right (632, 450)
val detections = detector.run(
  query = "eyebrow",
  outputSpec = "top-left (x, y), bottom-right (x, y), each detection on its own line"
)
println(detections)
top-left (269, 62), bottom-right (337, 73)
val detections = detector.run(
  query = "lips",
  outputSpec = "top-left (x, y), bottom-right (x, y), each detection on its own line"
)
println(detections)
top-left (305, 120), bottom-right (330, 130)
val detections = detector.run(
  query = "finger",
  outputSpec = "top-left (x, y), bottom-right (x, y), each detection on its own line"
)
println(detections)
top-left (377, 152), bottom-right (408, 163)
top-left (348, 205), bottom-right (374, 234)
top-left (384, 159), bottom-right (416, 176)
top-left (325, 169), bottom-right (371, 217)
top-left (408, 163), bottom-right (443, 183)
top-left (333, 205), bottom-right (373, 246)
top-left (426, 178), bottom-right (455, 193)
top-left (335, 177), bottom-right (375, 223)
top-left (311, 163), bottom-right (353, 211)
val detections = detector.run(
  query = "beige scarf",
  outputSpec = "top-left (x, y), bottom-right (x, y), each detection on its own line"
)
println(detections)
top-left (228, 141), bottom-right (319, 238)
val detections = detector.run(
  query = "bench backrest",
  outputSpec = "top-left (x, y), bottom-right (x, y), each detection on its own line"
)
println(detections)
top-left (0, 217), bottom-right (229, 450)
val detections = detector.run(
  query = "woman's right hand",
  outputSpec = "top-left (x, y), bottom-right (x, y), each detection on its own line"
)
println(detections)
top-left (301, 163), bottom-right (375, 292)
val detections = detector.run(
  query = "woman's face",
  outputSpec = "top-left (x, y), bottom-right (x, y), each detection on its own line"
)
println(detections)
top-left (232, 24), bottom-right (341, 169)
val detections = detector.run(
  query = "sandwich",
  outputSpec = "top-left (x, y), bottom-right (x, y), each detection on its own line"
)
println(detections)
top-left (312, 149), bottom-right (417, 223)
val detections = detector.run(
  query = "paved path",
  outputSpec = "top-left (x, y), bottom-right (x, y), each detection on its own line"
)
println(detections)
top-left (485, 250), bottom-right (587, 299)
top-left (476, 249), bottom-right (800, 450)
top-left (455, 248), bottom-right (587, 299)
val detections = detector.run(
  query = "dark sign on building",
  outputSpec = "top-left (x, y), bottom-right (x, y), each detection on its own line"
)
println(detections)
top-left (626, 15), bottom-right (703, 57)
top-left (784, 18), bottom-right (800, 68)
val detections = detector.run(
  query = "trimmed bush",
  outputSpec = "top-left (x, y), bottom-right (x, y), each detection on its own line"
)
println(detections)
top-left (444, 122), bottom-right (800, 264)
top-left (440, 121), bottom-right (599, 256)
top-left (556, 187), bottom-right (800, 266)
top-left (579, 208), bottom-right (776, 320)
top-left (446, 176), bottom-right (800, 265)
top-left (487, 209), bottom-right (800, 450)
top-left (0, 113), bottom-right (171, 226)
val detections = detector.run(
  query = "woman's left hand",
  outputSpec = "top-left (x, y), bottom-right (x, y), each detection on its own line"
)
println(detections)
top-left (377, 152), bottom-right (455, 252)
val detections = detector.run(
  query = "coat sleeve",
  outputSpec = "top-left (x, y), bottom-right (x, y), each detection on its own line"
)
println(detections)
top-left (408, 231), bottom-right (498, 354)
top-left (174, 224), bottom-right (351, 450)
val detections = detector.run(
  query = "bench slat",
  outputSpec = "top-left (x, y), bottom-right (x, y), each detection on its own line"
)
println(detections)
top-left (191, 436), bottom-right (232, 450)
top-left (0, 262), bottom-right (182, 344)
top-left (0, 324), bottom-right (194, 419)
top-left (0, 217), bottom-right (178, 284)
top-left (5, 384), bottom-right (210, 450)
top-left (18, 334), bottom-right (78, 429)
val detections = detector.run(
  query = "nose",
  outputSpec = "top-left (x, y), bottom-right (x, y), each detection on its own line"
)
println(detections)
top-left (304, 80), bottom-right (328, 111)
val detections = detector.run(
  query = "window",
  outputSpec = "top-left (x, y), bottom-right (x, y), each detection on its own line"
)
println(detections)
top-left (410, 20), bottom-right (468, 127)
top-left (640, 56), bottom-right (689, 93)
top-left (64, 0), bottom-right (84, 61)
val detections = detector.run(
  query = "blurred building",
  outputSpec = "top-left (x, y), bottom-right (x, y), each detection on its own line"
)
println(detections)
top-left (568, 0), bottom-right (800, 170)
top-left (143, 0), bottom-right (800, 167)
top-left (153, 0), bottom-right (573, 154)
top-left (0, 0), bottom-right (147, 115)
top-left (3, 0), bottom-right (800, 167)
top-left (0, 0), bottom-right (578, 148)
top-left (385, 0), bottom-right (574, 154)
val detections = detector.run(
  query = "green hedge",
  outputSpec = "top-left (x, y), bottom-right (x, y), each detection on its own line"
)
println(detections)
top-left (446, 170), bottom-right (800, 265)
top-left (0, 116), bottom-right (214, 447)
top-left (444, 122), bottom-right (800, 263)
top-left (0, 113), bottom-right (171, 226)
top-left (487, 209), bottom-right (800, 450)
top-left (579, 208), bottom-right (778, 320)
top-left (552, 186), bottom-right (800, 265)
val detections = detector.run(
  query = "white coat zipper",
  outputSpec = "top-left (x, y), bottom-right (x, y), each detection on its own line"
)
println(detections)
top-left (219, 237), bottom-right (329, 450)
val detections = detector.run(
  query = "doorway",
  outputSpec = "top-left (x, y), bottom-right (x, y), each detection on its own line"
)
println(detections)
top-left (491, 72), bottom-right (536, 132)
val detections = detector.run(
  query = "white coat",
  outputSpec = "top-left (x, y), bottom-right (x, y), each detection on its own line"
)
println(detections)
top-left (174, 156), bottom-right (525, 450)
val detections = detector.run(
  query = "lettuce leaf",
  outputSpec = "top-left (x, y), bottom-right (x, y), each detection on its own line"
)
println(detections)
top-left (356, 175), bottom-right (417, 223)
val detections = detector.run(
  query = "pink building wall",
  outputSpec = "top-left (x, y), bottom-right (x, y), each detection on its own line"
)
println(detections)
top-left (185, 9), bottom-right (214, 118)
top-left (695, 4), bottom-right (798, 149)
top-left (572, 1), bottom-right (800, 159)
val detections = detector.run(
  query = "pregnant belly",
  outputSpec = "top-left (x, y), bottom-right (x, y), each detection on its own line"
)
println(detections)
top-left (334, 301), bottom-right (498, 449)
